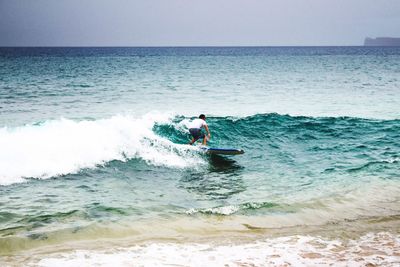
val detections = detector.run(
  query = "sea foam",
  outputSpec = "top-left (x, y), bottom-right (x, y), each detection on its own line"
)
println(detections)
top-left (22, 232), bottom-right (400, 267)
top-left (0, 113), bottom-right (203, 185)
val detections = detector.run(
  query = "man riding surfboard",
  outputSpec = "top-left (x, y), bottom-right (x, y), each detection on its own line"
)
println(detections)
top-left (188, 114), bottom-right (211, 146)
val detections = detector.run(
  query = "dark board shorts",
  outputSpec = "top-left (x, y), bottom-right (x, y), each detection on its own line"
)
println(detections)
top-left (189, 128), bottom-right (205, 140)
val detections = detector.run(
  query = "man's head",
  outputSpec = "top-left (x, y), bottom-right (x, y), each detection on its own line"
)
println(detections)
top-left (199, 114), bottom-right (206, 120)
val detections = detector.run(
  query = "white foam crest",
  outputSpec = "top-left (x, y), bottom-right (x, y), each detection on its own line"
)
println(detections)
top-left (0, 113), bottom-right (204, 186)
top-left (186, 205), bottom-right (240, 215)
top-left (176, 118), bottom-right (193, 131)
top-left (28, 232), bottom-right (400, 267)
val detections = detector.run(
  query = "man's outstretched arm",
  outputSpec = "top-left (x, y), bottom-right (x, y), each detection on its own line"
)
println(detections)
top-left (204, 125), bottom-right (211, 139)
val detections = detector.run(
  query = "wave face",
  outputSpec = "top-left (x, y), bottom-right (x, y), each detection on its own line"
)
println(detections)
top-left (157, 113), bottom-right (400, 179)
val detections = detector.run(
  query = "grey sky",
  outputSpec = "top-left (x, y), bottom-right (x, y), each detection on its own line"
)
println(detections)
top-left (0, 0), bottom-right (399, 46)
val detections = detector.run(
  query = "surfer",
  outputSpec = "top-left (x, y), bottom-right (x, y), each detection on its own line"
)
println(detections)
top-left (188, 114), bottom-right (211, 146)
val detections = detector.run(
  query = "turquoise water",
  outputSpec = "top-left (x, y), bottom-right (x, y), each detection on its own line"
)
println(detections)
top-left (0, 47), bottom-right (400, 264)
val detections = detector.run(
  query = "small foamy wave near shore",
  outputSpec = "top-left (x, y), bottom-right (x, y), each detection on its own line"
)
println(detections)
top-left (15, 232), bottom-right (399, 267)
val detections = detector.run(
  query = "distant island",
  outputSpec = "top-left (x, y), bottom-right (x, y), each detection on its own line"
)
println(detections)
top-left (364, 37), bottom-right (400, 46)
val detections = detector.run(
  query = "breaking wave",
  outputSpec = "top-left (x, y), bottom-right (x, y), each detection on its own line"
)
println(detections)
top-left (0, 113), bottom-right (204, 185)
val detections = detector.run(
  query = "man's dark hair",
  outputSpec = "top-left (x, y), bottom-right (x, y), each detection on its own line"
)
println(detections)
top-left (199, 114), bottom-right (206, 119)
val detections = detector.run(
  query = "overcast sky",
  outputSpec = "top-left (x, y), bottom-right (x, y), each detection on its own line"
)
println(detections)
top-left (0, 0), bottom-right (399, 46)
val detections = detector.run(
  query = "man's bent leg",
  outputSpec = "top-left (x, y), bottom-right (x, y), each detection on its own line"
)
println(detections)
top-left (189, 137), bottom-right (197, 145)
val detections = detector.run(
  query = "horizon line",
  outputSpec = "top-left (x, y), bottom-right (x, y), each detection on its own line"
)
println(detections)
top-left (0, 45), bottom-right (378, 48)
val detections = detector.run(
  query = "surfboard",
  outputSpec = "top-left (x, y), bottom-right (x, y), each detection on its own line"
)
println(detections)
top-left (200, 146), bottom-right (244, 155)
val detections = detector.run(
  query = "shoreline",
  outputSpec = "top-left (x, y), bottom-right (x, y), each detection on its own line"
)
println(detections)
top-left (2, 214), bottom-right (400, 266)
top-left (3, 231), bottom-right (399, 266)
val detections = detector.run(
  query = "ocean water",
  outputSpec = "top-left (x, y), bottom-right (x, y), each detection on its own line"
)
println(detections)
top-left (1, 47), bottom-right (400, 266)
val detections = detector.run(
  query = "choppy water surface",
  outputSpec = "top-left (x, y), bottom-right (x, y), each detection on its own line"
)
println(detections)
top-left (0, 47), bottom-right (399, 266)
